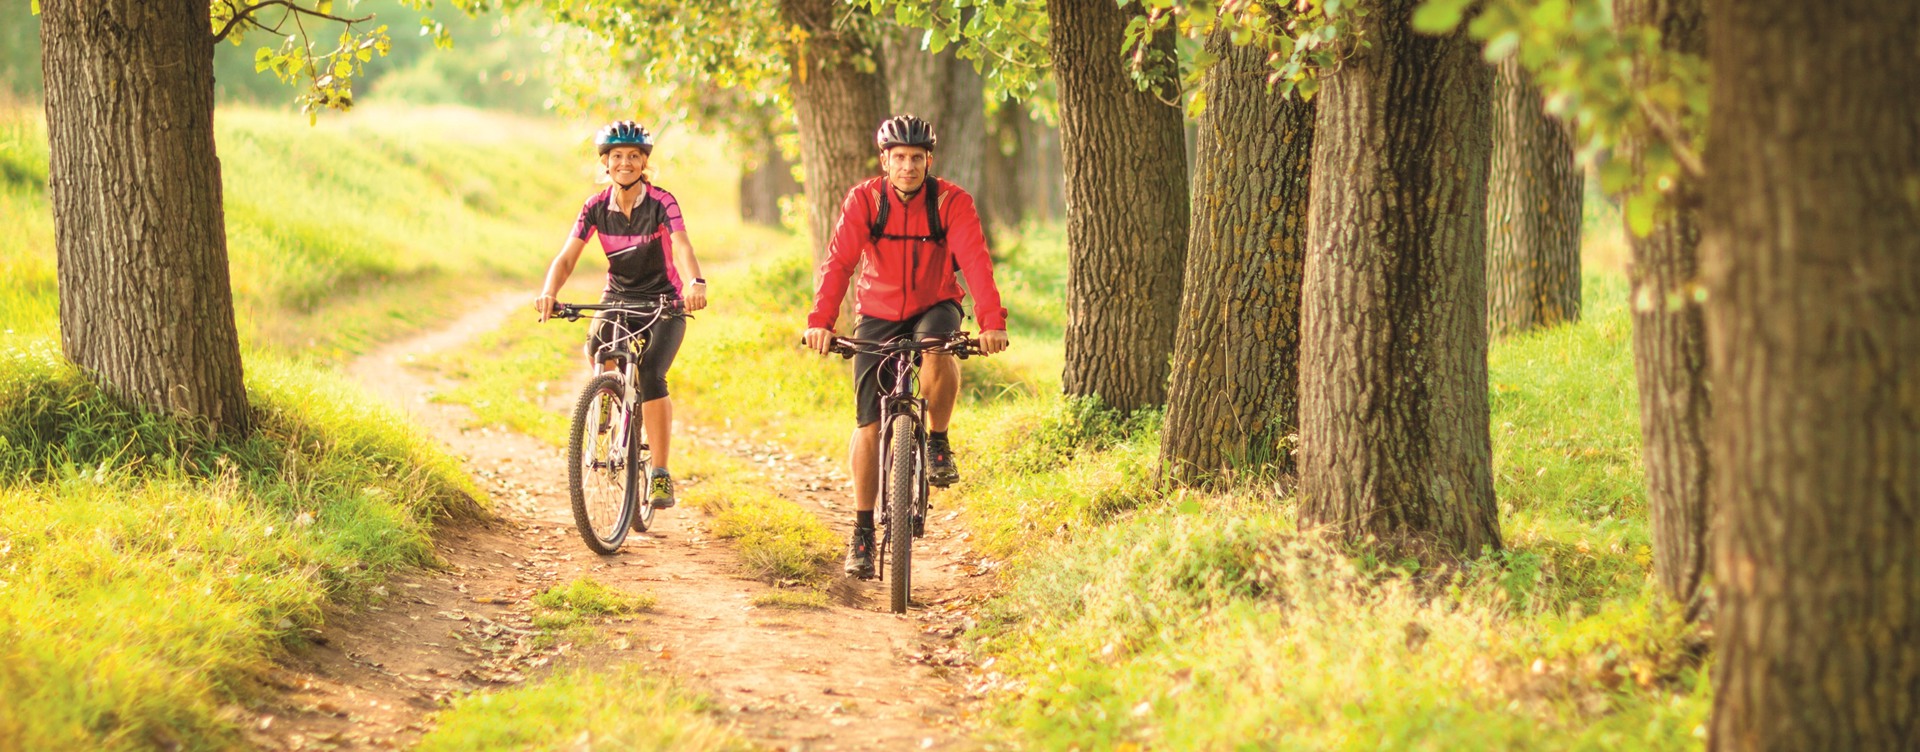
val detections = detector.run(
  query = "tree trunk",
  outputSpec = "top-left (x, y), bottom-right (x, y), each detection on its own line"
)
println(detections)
top-left (882, 27), bottom-right (987, 206)
top-left (1614, 0), bottom-right (1710, 622)
top-left (39, 0), bottom-right (250, 435)
top-left (1296, 0), bottom-right (1499, 555)
top-left (780, 0), bottom-right (887, 265)
top-left (942, 61), bottom-right (987, 201)
top-left (739, 141), bottom-right (800, 227)
top-left (1702, 1), bottom-right (1920, 748)
top-left (1485, 58), bottom-right (1582, 336)
top-left (981, 101), bottom-right (1026, 232)
top-left (1160, 17), bottom-right (1313, 486)
top-left (1048, 0), bottom-right (1189, 413)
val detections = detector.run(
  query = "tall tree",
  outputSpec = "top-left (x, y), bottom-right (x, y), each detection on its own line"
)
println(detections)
top-left (1614, 0), bottom-right (1710, 621)
top-left (1296, 0), bottom-right (1500, 555)
top-left (39, 0), bottom-right (250, 435)
top-left (1160, 15), bottom-right (1314, 486)
top-left (1703, 1), bottom-right (1920, 747)
top-left (881, 26), bottom-right (987, 206)
top-left (1484, 58), bottom-right (1582, 336)
top-left (1049, 0), bottom-right (1189, 413)
top-left (781, 0), bottom-right (890, 263)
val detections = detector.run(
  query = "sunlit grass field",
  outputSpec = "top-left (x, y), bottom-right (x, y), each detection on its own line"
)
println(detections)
top-left (0, 101), bottom-right (589, 358)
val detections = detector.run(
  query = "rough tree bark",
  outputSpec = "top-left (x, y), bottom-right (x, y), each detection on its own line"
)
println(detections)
top-left (38, 0), bottom-right (251, 435)
top-left (1614, 0), bottom-right (1710, 621)
top-left (1296, 0), bottom-right (1500, 555)
top-left (1048, 0), bottom-right (1189, 413)
top-left (1702, 1), bottom-right (1920, 748)
top-left (780, 0), bottom-right (888, 265)
top-left (1484, 58), bottom-right (1582, 336)
top-left (1160, 17), bottom-right (1313, 486)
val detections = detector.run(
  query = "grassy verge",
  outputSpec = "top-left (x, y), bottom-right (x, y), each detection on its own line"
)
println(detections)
top-left (0, 343), bottom-right (480, 749)
top-left (414, 664), bottom-right (748, 752)
top-left (948, 268), bottom-right (1710, 749)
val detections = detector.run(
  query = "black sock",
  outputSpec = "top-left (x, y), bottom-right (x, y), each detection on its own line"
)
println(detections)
top-left (856, 510), bottom-right (875, 530)
top-left (930, 430), bottom-right (949, 443)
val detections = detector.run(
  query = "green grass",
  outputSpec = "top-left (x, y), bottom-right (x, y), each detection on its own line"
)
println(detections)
top-left (0, 342), bottom-right (479, 749)
top-left (535, 577), bottom-right (655, 616)
top-left (415, 665), bottom-right (748, 752)
top-left (0, 102), bottom-right (587, 360)
top-left (750, 589), bottom-right (831, 610)
top-left (677, 442), bottom-right (842, 585)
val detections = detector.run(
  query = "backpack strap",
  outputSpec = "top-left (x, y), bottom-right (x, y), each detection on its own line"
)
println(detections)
top-left (868, 179), bottom-right (947, 243)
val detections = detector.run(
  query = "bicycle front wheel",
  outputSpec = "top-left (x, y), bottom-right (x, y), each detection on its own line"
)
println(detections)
top-left (887, 413), bottom-right (920, 614)
top-left (567, 373), bottom-right (636, 554)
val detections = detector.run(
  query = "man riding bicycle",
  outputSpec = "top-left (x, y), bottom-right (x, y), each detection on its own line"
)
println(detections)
top-left (802, 114), bottom-right (1011, 579)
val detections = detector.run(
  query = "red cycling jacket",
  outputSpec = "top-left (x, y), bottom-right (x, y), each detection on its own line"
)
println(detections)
top-left (807, 176), bottom-right (1009, 332)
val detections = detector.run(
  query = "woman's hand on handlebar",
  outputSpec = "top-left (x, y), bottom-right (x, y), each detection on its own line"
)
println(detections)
top-left (535, 293), bottom-right (558, 323)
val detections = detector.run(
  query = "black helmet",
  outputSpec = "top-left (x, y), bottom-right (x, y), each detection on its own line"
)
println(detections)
top-left (875, 115), bottom-right (937, 151)
top-left (594, 120), bottom-right (654, 155)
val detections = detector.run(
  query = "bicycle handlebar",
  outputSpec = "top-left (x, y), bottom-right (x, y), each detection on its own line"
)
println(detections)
top-left (811, 332), bottom-right (983, 360)
top-left (548, 298), bottom-right (686, 322)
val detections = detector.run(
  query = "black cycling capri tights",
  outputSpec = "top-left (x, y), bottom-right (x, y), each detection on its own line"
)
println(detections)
top-left (586, 310), bottom-right (685, 402)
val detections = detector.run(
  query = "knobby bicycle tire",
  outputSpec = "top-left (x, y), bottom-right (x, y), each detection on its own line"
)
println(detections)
top-left (567, 373), bottom-right (636, 554)
top-left (887, 413), bottom-right (919, 613)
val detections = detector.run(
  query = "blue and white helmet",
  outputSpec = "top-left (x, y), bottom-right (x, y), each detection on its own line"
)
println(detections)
top-left (594, 120), bottom-right (653, 155)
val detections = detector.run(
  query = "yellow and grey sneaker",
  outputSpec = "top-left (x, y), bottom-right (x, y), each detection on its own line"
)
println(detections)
top-left (647, 468), bottom-right (676, 509)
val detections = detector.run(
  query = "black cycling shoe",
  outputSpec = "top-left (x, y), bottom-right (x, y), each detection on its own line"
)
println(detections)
top-left (844, 527), bottom-right (876, 579)
top-left (926, 436), bottom-right (959, 487)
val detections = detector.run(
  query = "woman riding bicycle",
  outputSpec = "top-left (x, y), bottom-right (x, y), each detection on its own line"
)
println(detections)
top-left (535, 120), bottom-right (708, 514)
top-left (802, 114), bottom-right (1010, 579)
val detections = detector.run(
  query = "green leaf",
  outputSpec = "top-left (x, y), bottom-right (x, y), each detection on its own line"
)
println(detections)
top-left (1410, 0), bottom-right (1469, 34)
top-left (1624, 191), bottom-right (1656, 238)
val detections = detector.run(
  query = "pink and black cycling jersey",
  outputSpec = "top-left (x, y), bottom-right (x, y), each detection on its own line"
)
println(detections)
top-left (571, 184), bottom-right (688, 299)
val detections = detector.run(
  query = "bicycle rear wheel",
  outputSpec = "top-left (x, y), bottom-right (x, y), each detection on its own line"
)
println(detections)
top-left (567, 373), bottom-right (636, 554)
top-left (887, 413), bottom-right (920, 613)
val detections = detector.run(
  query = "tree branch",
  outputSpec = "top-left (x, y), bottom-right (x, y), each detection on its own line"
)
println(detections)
top-left (213, 0), bottom-right (375, 44)
top-left (1636, 94), bottom-right (1708, 180)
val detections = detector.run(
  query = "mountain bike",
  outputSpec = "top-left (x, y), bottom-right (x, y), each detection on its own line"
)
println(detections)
top-left (548, 297), bottom-right (685, 555)
top-left (825, 332), bottom-right (982, 613)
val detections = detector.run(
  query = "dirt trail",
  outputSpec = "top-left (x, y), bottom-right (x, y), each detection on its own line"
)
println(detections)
top-left (250, 294), bottom-right (992, 751)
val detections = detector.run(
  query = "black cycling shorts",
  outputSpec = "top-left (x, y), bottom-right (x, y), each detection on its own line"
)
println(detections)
top-left (851, 300), bottom-right (963, 427)
top-left (586, 294), bottom-right (685, 403)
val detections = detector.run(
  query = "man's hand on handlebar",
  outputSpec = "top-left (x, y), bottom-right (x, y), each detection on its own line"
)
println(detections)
top-left (803, 327), bottom-right (836, 355)
top-left (978, 329), bottom-right (1010, 355)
